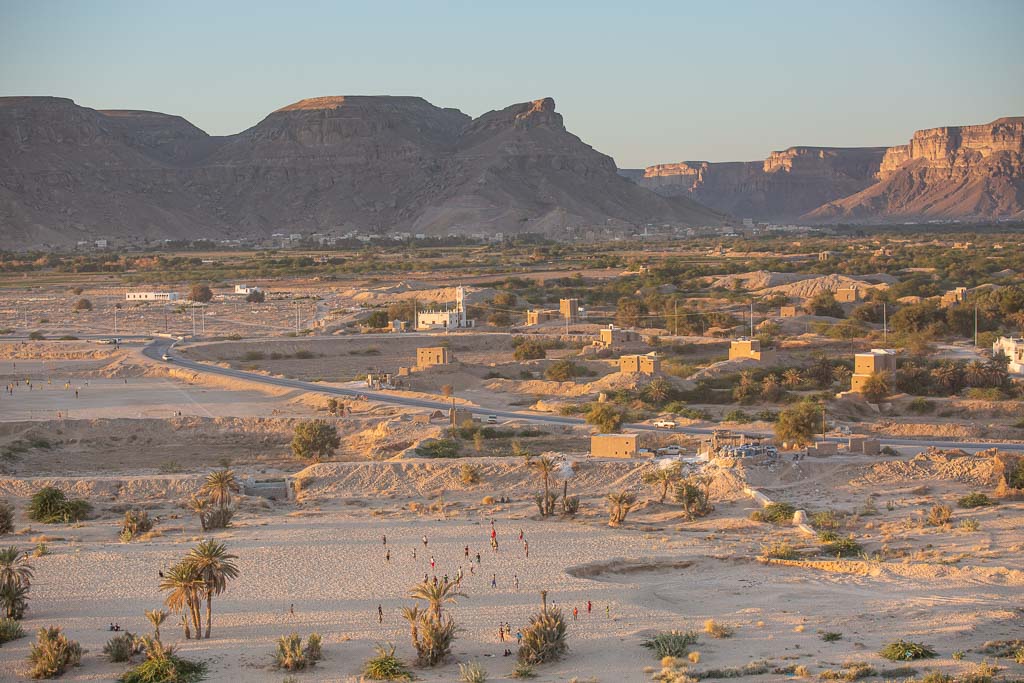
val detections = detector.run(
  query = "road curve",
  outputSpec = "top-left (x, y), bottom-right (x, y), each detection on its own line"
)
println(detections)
top-left (144, 340), bottom-right (1024, 452)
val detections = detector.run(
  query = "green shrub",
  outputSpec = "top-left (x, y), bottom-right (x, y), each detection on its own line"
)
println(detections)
top-left (958, 493), bottom-right (994, 508)
top-left (28, 626), bottom-right (82, 679)
top-left (810, 510), bottom-right (842, 530)
top-left (819, 662), bottom-right (877, 681)
top-left (103, 632), bottom-right (142, 662)
top-left (878, 639), bottom-right (937, 661)
top-left (274, 632), bottom-right (322, 670)
top-left (518, 593), bottom-right (567, 665)
top-left (416, 439), bottom-right (459, 458)
top-left (118, 645), bottom-right (206, 683)
top-left (0, 502), bottom-right (13, 535)
top-left (722, 409), bottom-right (753, 423)
top-left (750, 502), bottom-right (796, 525)
top-left (120, 510), bottom-right (154, 542)
top-left (820, 631), bottom-right (842, 642)
top-left (641, 630), bottom-right (699, 658)
top-left (510, 661), bottom-right (536, 678)
top-left (362, 642), bottom-right (412, 681)
top-left (27, 488), bottom-right (91, 524)
top-left (959, 518), bottom-right (980, 532)
top-left (907, 397), bottom-right (935, 414)
top-left (0, 617), bottom-right (25, 644)
top-left (821, 536), bottom-right (862, 558)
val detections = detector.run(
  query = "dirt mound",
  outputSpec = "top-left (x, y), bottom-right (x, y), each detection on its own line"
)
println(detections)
top-left (343, 282), bottom-right (494, 305)
top-left (711, 271), bottom-right (810, 290)
top-left (0, 341), bottom-right (121, 360)
top-left (760, 274), bottom-right (889, 299)
top-left (856, 449), bottom-right (999, 487)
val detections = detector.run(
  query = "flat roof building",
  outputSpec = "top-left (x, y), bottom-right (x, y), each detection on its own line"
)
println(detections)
top-left (851, 348), bottom-right (898, 393)
top-left (559, 298), bottom-right (580, 322)
top-left (993, 336), bottom-right (1024, 375)
top-left (590, 433), bottom-right (639, 459)
top-left (416, 347), bottom-right (451, 369)
top-left (598, 325), bottom-right (639, 348)
top-left (526, 309), bottom-right (559, 326)
top-left (619, 353), bottom-right (660, 375)
top-left (416, 286), bottom-right (475, 331)
top-left (126, 291), bottom-right (178, 302)
top-left (729, 337), bottom-right (775, 362)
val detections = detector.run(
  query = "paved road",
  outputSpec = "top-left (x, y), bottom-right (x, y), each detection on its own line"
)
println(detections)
top-left (145, 340), bottom-right (1024, 452)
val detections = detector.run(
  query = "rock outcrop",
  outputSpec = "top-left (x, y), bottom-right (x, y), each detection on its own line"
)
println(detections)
top-left (0, 95), bottom-right (721, 247)
top-left (632, 147), bottom-right (886, 219)
top-left (808, 117), bottom-right (1024, 221)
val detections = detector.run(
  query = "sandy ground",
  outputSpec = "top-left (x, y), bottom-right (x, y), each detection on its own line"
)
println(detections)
top-left (0, 452), bottom-right (1020, 682)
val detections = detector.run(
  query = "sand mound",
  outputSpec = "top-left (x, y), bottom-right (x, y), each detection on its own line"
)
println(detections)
top-left (566, 557), bottom-right (695, 579)
top-left (711, 270), bottom-right (811, 290)
top-left (760, 274), bottom-right (890, 299)
top-left (342, 282), bottom-right (494, 305)
top-left (856, 449), bottom-right (999, 487)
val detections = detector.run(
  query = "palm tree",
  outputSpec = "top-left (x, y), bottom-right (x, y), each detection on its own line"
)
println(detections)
top-left (401, 605), bottom-right (421, 650)
top-left (186, 540), bottom-right (239, 639)
top-left (0, 546), bottom-right (33, 590)
top-left (159, 562), bottom-right (205, 639)
top-left (963, 360), bottom-right (988, 388)
top-left (931, 362), bottom-right (963, 393)
top-left (532, 455), bottom-right (557, 516)
top-left (145, 608), bottom-right (167, 640)
top-left (607, 490), bottom-right (636, 527)
top-left (409, 578), bottom-right (463, 620)
top-left (782, 368), bottom-right (803, 389)
top-left (644, 378), bottom-right (671, 404)
top-left (199, 469), bottom-right (239, 509)
top-left (641, 463), bottom-right (681, 503)
top-left (189, 495), bottom-right (210, 532)
top-left (0, 582), bottom-right (29, 620)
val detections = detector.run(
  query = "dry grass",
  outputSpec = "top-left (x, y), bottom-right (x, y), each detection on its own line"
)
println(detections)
top-left (703, 619), bottom-right (734, 638)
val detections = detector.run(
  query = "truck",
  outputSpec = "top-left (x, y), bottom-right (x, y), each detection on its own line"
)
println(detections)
top-left (652, 419), bottom-right (677, 429)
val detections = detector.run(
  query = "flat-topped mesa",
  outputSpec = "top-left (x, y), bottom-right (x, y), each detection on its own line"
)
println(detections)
top-left (763, 146), bottom-right (887, 176)
top-left (878, 117), bottom-right (1024, 179)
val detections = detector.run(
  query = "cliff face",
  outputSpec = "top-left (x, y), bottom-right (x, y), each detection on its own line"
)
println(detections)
top-left (0, 96), bottom-right (721, 247)
top-left (809, 117), bottom-right (1024, 221)
top-left (635, 147), bottom-right (885, 219)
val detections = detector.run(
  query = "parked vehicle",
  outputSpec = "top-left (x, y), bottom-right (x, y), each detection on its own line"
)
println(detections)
top-left (653, 420), bottom-right (677, 429)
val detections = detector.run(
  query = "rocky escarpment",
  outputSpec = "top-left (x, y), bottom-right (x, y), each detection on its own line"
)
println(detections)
top-left (0, 95), bottom-right (721, 247)
top-left (633, 147), bottom-right (885, 219)
top-left (809, 117), bottom-right (1024, 221)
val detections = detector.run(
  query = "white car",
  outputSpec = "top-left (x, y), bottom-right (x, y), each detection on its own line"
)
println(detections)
top-left (652, 420), bottom-right (677, 429)
top-left (657, 445), bottom-right (682, 456)
top-left (161, 353), bottom-right (171, 361)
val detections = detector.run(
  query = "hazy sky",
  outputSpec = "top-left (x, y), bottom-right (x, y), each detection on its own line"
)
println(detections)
top-left (2, 0), bottom-right (1023, 167)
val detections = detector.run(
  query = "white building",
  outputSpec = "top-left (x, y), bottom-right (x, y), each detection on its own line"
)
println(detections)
top-left (993, 336), bottom-right (1024, 374)
top-left (126, 291), bottom-right (178, 302)
top-left (416, 286), bottom-right (475, 331)
top-left (234, 284), bottom-right (261, 295)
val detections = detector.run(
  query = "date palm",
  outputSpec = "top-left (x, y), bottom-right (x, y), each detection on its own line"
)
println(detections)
top-left (0, 546), bottom-right (33, 590)
top-left (607, 490), bottom-right (636, 527)
top-left (782, 368), bottom-right (803, 388)
top-left (409, 578), bottom-right (463, 620)
top-left (199, 469), bottom-right (240, 509)
top-left (159, 562), bottom-right (205, 639)
top-left (186, 540), bottom-right (239, 638)
top-left (145, 608), bottom-right (167, 640)
top-left (642, 462), bottom-right (681, 503)
top-left (644, 378), bottom-right (672, 404)
top-left (532, 455), bottom-right (557, 515)
top-left (963, 360), bottom-right (988, 388)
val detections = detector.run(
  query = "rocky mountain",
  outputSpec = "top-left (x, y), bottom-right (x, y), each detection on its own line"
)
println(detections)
top-left (0, 95), bottom-right (721, 248)
top-left (627, 116), bottom-right (1024, 223)
top-left (807, 117), bottom-right (1024, 221)
top-left (627, 147), bottom-right (887, 220)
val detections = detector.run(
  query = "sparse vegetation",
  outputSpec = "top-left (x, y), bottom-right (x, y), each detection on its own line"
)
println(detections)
top-left (103, 631), bottom-right (142, 662)
top-left (459, 661), bottom-right (488, 683)
top-left (957, 493), bottom-right (994, 508)
top-left (518, 590), bottom-right (568, 665)
top-left (750, 502), bottom-right (795, 525)
top-left (0, 502), bottom-right (14, 535)
top-left (926, 504), bottom-right (953, 527)
top-left (274, 632), bottom-right (323, 671)
top-left (703, 619), bottom-right (734, 639)
top-left (0, 616), bottom-right (25, 644)
top-left (27, 626), bottom-right (82, 679)
top-left (120, 510), bottom-right (155, 542)
top-left (879, 639), bottom-right (937, 661)
top-left (821, 536), bottom-right (863, 558)
top-left (291, 420), bottom-right (340, 462)
top-left (27, 488), bottom-right (90, 524)
top-left (761, 541), bottom-right (799, 560)
top-left (606, 490), bottom-right (636, 526)
top-left (404, 578), bottom-right (463, 666)
top-left (362, 642), bottom-right (412, 681)
top-left (641, 630), bottom-right (699, 658)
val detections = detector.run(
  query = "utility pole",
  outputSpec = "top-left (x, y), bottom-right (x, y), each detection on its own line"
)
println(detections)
top-left (821, 401), bottom-right (827, 439)
top-left (750, 302), bottom-right (754, 337)
top-left (674, 299), bottom-right (678, 337)
top-left (113, 307), bottom-right (117, 335)
top-left (974, 304), bottom-right (978, 348)
top-left (191, 303), bottom-right (196, 337)
top-left (882, 302), bottom-right (887, 343)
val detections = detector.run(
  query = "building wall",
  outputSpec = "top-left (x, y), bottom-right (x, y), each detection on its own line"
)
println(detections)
top-left (598, 327), bottom-right (639, 347)
top-left (591, 434), bottom-right (638, 458)
top-left (619, 355), bottom-right (660, 375)
top-left (559, 298), bottom-right (580, 321)
top-left (416, 347), bottom-right (451, 368)
top-left (994, 336), bottom-right (1024, 374)
top-left (729, 338), bottom-right (773, 362)
top-left (835, 288), bottom-right (859, 303)
top-left (780, 306), bottom-right (798, 318)
top-left (526, 309), bottom-right (558, 326)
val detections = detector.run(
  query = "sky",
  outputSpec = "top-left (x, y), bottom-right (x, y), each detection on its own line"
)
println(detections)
top-left (2, 0), bottom-right (1023, 167)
